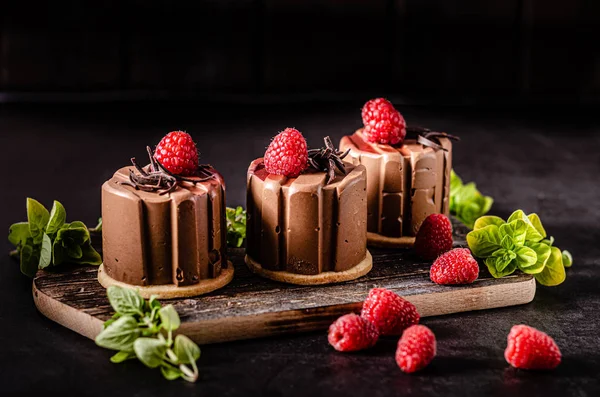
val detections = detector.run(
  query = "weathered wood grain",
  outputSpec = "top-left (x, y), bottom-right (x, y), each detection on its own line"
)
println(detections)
top-left (33, 219), bottom-right (536, 344)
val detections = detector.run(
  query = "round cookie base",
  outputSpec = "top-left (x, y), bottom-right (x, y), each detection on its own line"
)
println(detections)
top-left (244, 251), bottom-right (373, 285)
top-left (367, 232), bottom-right (416, 248)
top-left (97, 262), bottom-right (234, 299)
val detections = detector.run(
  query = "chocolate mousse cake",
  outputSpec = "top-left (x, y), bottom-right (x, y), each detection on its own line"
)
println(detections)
top-left (98, 132), bottom-right (233, 298)
top-left (340, 98), bottom-right (454, 248)
top-left (245, 130), bottom-right (372, 285)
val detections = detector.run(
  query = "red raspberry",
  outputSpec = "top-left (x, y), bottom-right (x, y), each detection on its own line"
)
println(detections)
top-left (154, 131), bottom-right (199, 176)
top-left (328, 313), bottom-right (379, 352)
top-left (396, 325), bottom-right (436, 373)
top-left (505, 325), bottom-right (561, 370)
top-left (414, 214), bottom-right (453, 261)
top-left (430, 248), bottom-right (479, 285)
top-left (361, 98), bottom-right (407, 145)
top-left (361, 288), bottom-right (420, 336)
top-left (263, 128), bottom-right (308, 178)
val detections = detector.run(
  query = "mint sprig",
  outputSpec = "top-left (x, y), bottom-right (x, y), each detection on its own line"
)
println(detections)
top-left (95, 286), bottom-right (200, 383)
top-left (8, 198), bottom-right (102, 277)
top-left (226, 206), bottom-right (246, 248)
top-left (449, 170), bottom-right (493, 229)
top-left (467, 210), bottom-right (572, 286)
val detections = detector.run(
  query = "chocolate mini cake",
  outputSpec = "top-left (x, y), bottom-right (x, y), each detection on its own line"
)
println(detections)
top-left (340, 128), bottom-right (453, 247)
top-left (98, 133), bottom-right (233, 298)
top-left (245, 131), bottom-right (372, 285)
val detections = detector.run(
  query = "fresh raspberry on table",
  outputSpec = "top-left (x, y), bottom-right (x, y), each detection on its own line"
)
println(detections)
top-left (414, 213), bottom-right (454, 261)
top-left (361, 288), bottom-right (420, 336)
top-left (361, 98), bottom-right (407, 145)
top-left (154, 131), bottom-right (199, 176)
top-left (505, 325), bottom-right (561, 370)
top-left (263, 128), bottom-right (308, 178)
top-left (328, 313), bottom-right (379, 352)
top-left (396, 325), bottom-right (437, 373)
top-left (430, 248), bottom-right (479, 285)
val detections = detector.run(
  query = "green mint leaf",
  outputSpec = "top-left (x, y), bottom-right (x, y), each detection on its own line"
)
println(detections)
top-left (95, 315), bottom-right (141, 352)
top-left (67, 241), bottom-right (102, 266)
top-left (466, 225), bottom-right (502, 258)
top-left (58, 226), bottom-right (89, 247)
top-left (524, 241), bottom-right (552, 271)
top-left (535, 246), bottom-right (566, 286)
top-left (90, 218), bottom-right (102, 233)
top-left (52, 240), bottom-right (65, 265)
top-left (45, 201), bottom-right (67, 236)
top-left (8, 222), bottom-right (31, 246)
top-left (103, 312), bottom-right (122, 329)
top-left (490, 249), bottom-right (516, 272)
top-left (107, 286), bottom-right (145, 316)
top-left (173, 334), bottom-right (201, 365)
top-left (159, 305), bottom-right (181, 331)
top-left (226, 206), bottom-right (247, 248)
top-left (499, 219), bottom-right (527, 246)
top-left (527, 213), bottom-right (547, 240)
top-left (450, 169), bottom-right (463, 191)
top-left (481, 196), bottom-right (493, 215)
top-left (27, 198), bottom-right (50, 244)
top-left (507, 210), bottom-right (544, 242)
top-left (66, 244), bottom-right (83, 259)
top-left (38, 234), bottom-right (53, 269)
top-left (20, 238), bottom-right (40, 277)
top-left (562, 250), bottom-right (573, 268)
top-left (473, 216), bottom-right (505, 231)
top-left (110, 350), bottom-right (136, 363)
top-left (541, 236), bottom-right (555, 246)
top-left (500, 235), bottom-right (515, 250)
top-left (513, 246), bottom-right (541, 274)
top-left (161, 365), bottom-right (183, 380)
top-left (149, 295), bottom-right (161, 311)
top-left (484, 256), bottom-right (517, 278)
top-left (133, 337), bottom-right (168, 368)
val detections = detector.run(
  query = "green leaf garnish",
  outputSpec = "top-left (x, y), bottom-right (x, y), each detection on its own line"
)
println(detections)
top-left (562, 250), bottom-right (573, 268)
top-left (535, 246), bottom-right (566, 286)
top-left (226, 206), bottom-right (247, 248)
top-left (466, 225), bottom-right (501, 257)
top-left (7, 198), bottom-right (102, 277)
top-left (95, 286), bottom-right (201, 383)
top-left (449, 170), bottom-right (494, 229)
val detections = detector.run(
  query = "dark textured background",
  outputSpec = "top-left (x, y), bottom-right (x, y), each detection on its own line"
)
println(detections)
top-left (0, 102), bottom-right (599, 396)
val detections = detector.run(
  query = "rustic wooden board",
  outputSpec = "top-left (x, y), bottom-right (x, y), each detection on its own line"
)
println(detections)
top-left (32, 221), bottom-right (535, 344)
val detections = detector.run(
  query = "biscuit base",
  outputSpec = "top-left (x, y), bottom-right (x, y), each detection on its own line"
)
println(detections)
top-left (367, 232), bottom-right (416, 248)
top-left (244, 251), bottom-right (373, 285)
top-left (97, 262), bottom-right (234, 299)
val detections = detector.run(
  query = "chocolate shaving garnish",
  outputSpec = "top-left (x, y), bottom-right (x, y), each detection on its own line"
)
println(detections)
top-left (307, 136), bottom-right (351, 184)
top-left (121, 146), bottom-right (214, 195)
top-left (406, 126), bottom-right (460, 152)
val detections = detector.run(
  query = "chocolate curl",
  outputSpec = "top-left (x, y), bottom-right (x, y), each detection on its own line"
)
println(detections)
top-left (406, 126), bottom-right (460, 152)
top-left (307, 136), bottom-right (350, 184)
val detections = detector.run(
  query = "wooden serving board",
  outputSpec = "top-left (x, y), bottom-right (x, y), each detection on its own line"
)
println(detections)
top-left (32, 220), bottom-right (535, 344)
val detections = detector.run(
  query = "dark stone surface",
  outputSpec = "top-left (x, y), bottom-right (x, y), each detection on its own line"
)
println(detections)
top-left (0, 102), bottom-right (599, 396)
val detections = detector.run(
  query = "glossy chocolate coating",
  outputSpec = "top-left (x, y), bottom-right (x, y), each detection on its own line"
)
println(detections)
top-left (340, 129), bottom-right (452, 237)
top-left (246, 159), bottom-right (367, 275)
top-left (101, 166), bottom-right (227, 286)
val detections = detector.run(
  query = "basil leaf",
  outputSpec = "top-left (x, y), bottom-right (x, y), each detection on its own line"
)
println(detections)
top-left (20, 239), bottom-right (40, 277)
top-left (149, 295), bottom-right (161, 311)
top-left (161, 365), bottom-right (183, 380)
top-left (491, 249), bottom-right (516, 272)
top-left (514, 246), bottom-right (541, 274)
top-left (66, 244), bottom-right (83, 259)
top-left (450, 169), bottom-right (463, 191)
top-left (134, 337), bottom-right (168, 368)
top-left (466, 225), bottom-right (501, 258)
top-left (473, 216), bottom-right (505, 231)
top-left (107, 286), bottom-right (145, 316)
top-left (68, 241), bottom-right (102, 266)
top-left (53, 241), bottom-right (65, 265)
top-left (159, 305), bottom-right (181, 331)
top-left (8, 222), bottom-right (31, 246)
top-left (562, 250), bottom-right (573, 268)
top-left (110, 350), bottom-right (136, 363)
top-left (484, 256), bottom-right (517, 278)
top-left (541, 236), bottom-right (555, 246)
top-left (524, 241), bottom-right (552, 271)
top-left (535, 246), bottom-right (566, 286)
top-left (480, 196), bottom-right (493, 216)
top-left (27, 198), bottom-right (50, 244)
top-left (95, 315), bottom-right (141, 352)
top-left (507, 210), bottom-right (544, 242)
top-left (500, 235), bottom-right (515, 250)
top-left (173, 334), bottom-right (201, 364)
top-left (58, 227), bottom-right (89, 246)
top-left (46, 201), bottom-right (67, 236)
top-left (499, 219), bottom-right (527, 246)
top-left (39, 233), bottom-right (53, 269)
top-left (527, 213), bottom-right (547, 240)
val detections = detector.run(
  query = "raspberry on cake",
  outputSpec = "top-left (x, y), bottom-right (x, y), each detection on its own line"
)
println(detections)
top-left (99, 132), bottom-right (233, 299)
top-left (361, 98), bottom-right (407, 145)
top-left (245, 132), bottom-right (373, 285)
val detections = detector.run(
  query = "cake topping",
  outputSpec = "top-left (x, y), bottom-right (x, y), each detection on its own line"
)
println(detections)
top-left (307, 136), bottom-right (351, 184)
top-left (154, 131), bottom-right (199, 176)
top-left (122, 146), bottom-right (213, 195)
top-left (361, 98), bottom-right (407, 145)
top-left (264, 128), bottom-right (308, 178)
top-left (407, 126), bottom-right (460, 152)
